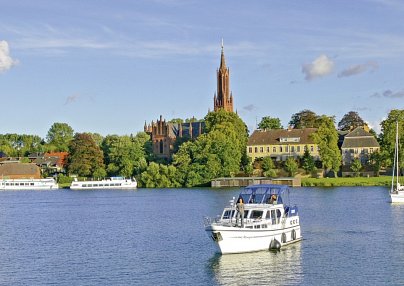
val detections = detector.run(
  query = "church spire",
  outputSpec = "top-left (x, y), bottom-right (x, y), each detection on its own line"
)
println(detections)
top-left (220, 39), bottom-right (226, 70)
top-left (213, 40), bottom-right (234, 113)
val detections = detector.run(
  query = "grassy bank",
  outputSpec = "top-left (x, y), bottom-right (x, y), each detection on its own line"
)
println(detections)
top-left (301, 176), bottom-right (392, 187)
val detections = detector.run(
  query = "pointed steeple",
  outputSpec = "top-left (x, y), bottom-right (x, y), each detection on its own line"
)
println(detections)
top-left (213, 40), bottom-right (233, 113)
top-left (220, 39), bottom-right (226, 70)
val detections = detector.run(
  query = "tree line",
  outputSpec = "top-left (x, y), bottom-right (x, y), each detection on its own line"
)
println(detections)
top-left (1, 109), bottom-right (403, 187)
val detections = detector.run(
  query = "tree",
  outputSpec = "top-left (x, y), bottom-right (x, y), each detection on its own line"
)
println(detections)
top-left (67, 133), bottom-right (105, 177)
top-left (46, 122), bottom-right (74, 152)
top-left (289, 109), bottom-right (319, 129)
top-left (205, 109), bottom-right (249, 169)
top-left (258, 116), bottom-right (283, 130)
top-left (301, 147), bottom-right (316, 174)
top-left (379, 109), bottom-right (404, 169)
top-left (261, 156), bottom-right (277, 177)
top-left (369, 151), bottom-right (383, 177)
top-left (338, 111), bottom-right (366, 131)
top-left (350, 158), bottom-right (362, 177)
top-left (102, 133), bottom-right (148, 178)
top-left (284, 157), bottom-right (298, 176)
top-left (311, 115), bottom-right (342, 175)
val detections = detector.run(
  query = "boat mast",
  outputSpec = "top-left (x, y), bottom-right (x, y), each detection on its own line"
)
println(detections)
top-left (397, 121), bottom-right (400, 188)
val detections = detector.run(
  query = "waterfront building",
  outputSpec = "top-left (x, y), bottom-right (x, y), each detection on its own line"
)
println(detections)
top-left (144, 116), bottom-right (205, 159)
top-left (0, 162), bottom-right (41, 179)
top-left (341, 126), bottom-right (380, 166)
top-left (247, 128), bottom-right (320, 162)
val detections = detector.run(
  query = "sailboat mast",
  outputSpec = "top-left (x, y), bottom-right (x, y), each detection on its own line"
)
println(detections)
top-left (396, 121), bottom-right (400, 187)
top-left (392, 121), bottom-right (398, 193)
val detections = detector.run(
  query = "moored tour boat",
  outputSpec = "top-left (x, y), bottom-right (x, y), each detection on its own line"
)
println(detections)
top-left (0, 178), bottom-right (59, 190)
top-left (390, 121), bottom-right (404, 203)
top-left (204, 184), bottom-right (302, 254)
top-left (70, 177), bottom-right (137, 190)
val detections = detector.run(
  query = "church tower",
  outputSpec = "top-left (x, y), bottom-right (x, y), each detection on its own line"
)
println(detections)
top-left (213, 41), bottom-right (234, 112)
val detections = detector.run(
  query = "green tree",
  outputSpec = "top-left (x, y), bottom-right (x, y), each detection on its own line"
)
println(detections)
top-left (338, 111), bottom-right (366, 131)
top-left (289, 109), bottom-right (319, 129)
top-left (311, 115), bottom-right (342, 175)
top-left (284, 157), bottom-right (298, 176)
top-left (301, 147), bottom-right (316, 174)
top-left (102, 134), bottom-right (148, 177)
top-left (350, 158), bottom-right (362, 177)
top-left (261, 156), bottom-right (277, 177)
top-left (205, 109), bottom-right (249, 169)
top-left (46, 123), bottom-right (74, 152)
top-left (258, 116), bottom-right (283, 130)
top-left (67, 133), bottom-right (105, 177)
top-left (379, 109), bottom-right (404, 169)
top-left (369, 151), bottom-right (383, 176)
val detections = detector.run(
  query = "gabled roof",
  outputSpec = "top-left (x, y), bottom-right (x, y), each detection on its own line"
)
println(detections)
top-left (0, 163), bottom-right (40, 176)
top-left (248, 128), bottom-right (317, 146)
top-left (341, 127), bottom-right (380, 148)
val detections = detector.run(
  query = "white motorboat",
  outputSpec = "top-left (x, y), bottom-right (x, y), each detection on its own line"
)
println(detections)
top-left (0, 178), bottom-right (59, 190)
top-left (390, 121), bottom-right (404, 203)
top-left (70, 177), bottom-right (137, 190)
top-left (204, 184), bottom-right (302, 254)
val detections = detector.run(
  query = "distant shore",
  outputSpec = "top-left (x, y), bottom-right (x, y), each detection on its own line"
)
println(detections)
top-left (301, 176), bottom-right (391, 187)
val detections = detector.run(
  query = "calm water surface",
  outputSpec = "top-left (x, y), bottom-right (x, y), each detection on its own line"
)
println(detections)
top-left (0, 187), bottom-right (403, 285)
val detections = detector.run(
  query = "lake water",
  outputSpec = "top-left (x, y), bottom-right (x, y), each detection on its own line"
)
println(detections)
top-left (0, 186), bottom-right (403, 286)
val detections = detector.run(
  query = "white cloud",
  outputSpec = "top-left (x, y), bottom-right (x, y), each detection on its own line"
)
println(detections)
top-left (338, 62), bottom-right (378, 78)
top-left (0, 40), bottom-right (18, 72)
top-left (302, 54), bottom-right (334, 80)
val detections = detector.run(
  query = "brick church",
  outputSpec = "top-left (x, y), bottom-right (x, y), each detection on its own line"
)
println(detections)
top-left (145, 43), bottom-right (235, 159)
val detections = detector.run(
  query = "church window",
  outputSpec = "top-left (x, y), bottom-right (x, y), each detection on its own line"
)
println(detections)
top-left (159, 140), bottom-right (163, 153)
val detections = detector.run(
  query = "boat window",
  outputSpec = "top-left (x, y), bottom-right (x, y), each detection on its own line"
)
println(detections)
top-left (250, 210), bottom-right (263, 219)
top-left (254, 225), bottom-right (261, 229)
top-left (30, 183), bottom-right (34, 186)
top-left (277, 209), bottom-right (282, 218)
top-left (222, 210), bottom-right (235, 219)
top-left (271, 210), bottom-right (276, 224)
top-left (265, 211), bottom-right (271, 219)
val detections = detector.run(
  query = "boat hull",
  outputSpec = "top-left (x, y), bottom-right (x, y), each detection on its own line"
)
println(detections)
top-left (206, 223), bottom-right (302, 254)
top-left (0, 179), bottom-right (58, 190)
top-left (390, 191), bottom-right (404, 203)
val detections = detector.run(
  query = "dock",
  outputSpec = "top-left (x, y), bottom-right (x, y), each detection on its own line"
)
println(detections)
top-left (211, 177), bottom-right (301, 188)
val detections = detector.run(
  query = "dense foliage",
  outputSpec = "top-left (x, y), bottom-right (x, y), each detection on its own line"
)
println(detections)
top-left (46, 122), bottom-right (74, 152)
top-left (311, 115), bottom-right (342, 173)
top-left (67, 133), bottom-right (106, 178)
top-left (338, 111), bottom-right (365, 131)
top-left (258, 116), bottom-right (283, 130)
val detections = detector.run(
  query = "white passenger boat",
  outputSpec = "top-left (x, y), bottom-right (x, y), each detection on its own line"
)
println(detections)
top-left (390, 121), bottom-right (404, 203)
top-left (70, 177), bottom-right (137, 190)
top-left (0, 178), bottom-right (59, 190)
top-left (204, 184), bottom-right (302, 254)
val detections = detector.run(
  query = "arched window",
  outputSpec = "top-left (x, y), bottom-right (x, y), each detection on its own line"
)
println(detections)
top-left (159, 140), bottom-right (164, 153)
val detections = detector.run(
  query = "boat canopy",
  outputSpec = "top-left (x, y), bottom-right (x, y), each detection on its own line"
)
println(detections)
top-left (238, 184), bottom-right (289, 205)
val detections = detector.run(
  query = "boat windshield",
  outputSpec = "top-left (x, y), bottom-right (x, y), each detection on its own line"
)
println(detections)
top-left (239, 184), bottom-right (288, 204)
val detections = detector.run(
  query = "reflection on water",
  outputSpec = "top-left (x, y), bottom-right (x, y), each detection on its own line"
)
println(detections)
top-left (208, 243), bottom-right (303, 286)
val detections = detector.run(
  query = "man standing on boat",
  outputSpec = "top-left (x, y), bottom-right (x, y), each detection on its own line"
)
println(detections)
top-left (236, 197), bottom-right (244, 227)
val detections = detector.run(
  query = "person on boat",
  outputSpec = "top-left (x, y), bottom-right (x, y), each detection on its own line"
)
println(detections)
top-left (269, 194), bottom-right (277, 204)
top-left (236, 197), bottom-right (244, 227)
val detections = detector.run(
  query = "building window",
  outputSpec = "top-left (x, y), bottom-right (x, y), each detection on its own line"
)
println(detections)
top-left (249, 147), bottom-right (252, 153)
top-left (310, 146), bottom-right (314, 152)
top-left (285, 146), bottom-right (289, 152)
top-left (159, 140), bottom-right (164, 153)
top-left (297, 146), bottom-right (300, 152)
top-left (355, 149), bottom-right (358, 154)
top-left (370, 148), bottom-right (373, 153)
top-left (291, 146), bottom-right (295, 152)
top-left (255, 147), bottom-right (258, 153)
top-left (267, 147), bottom-right (270, 153)
top-left (260, 147), bottom-right (264, 153)
top-left (273, 147), bottom-right (276, 152)
top-left (280, 146), bottom-right (283, 152)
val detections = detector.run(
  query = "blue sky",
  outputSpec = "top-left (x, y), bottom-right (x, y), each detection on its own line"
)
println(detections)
top-left (1, 0), bottom-right (404, 137)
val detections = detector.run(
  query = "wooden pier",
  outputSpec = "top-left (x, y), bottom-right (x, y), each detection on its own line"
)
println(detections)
top-left (211, 177), bottom-right (301, 188)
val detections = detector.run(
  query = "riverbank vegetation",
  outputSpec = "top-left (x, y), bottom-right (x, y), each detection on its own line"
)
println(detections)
top-left (0, 109), bottom-right (403, 188)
